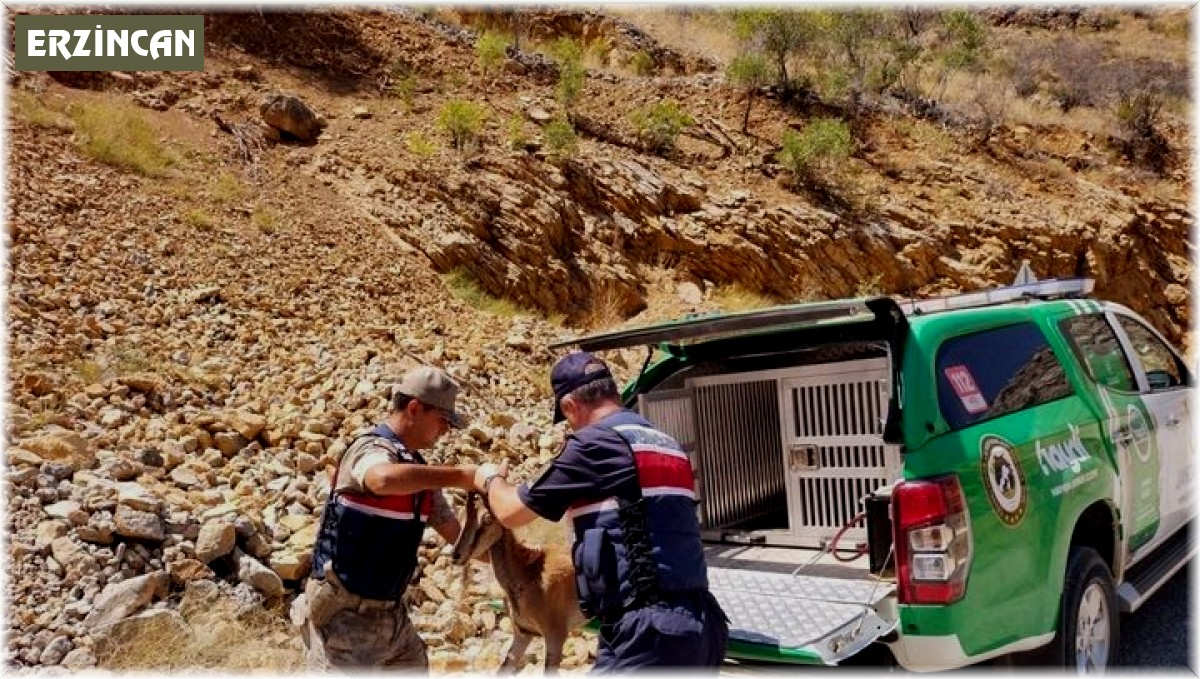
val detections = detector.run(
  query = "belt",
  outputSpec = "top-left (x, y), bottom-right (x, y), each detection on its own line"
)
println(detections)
top-left (317, 571), bottom-right (403, 612)
top-left (355, 597), bottom-right (400, 613)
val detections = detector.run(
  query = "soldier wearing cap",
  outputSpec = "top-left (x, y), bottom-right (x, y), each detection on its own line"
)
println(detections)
top-left (296, 365), bottom-right (500, 670)
top-left (479, 352), bottom-right (729, 670)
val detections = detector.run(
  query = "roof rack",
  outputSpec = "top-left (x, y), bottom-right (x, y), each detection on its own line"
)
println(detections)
top-left (897, 278), bottom-right (1095, 316)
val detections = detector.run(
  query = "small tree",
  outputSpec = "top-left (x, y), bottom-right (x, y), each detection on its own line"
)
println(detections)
top-left (437, 99), bottom-right (487, 151)
top-left (726, 52), bottom-right (771, 133)
top-left (630, 100), bottom-right (694, 155)
top-left (475, 31), bottom-right (509, 78)
top-left (777, 117), bottom-right (854, 185)
top-left (550, 38), bottom-right (586, 110)
top-left (939, 10), bottom-right (988, 71)
top-left (730, 9), bottom-right (815, 94)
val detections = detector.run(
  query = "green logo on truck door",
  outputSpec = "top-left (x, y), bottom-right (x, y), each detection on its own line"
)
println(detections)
top-left (980, 435), bottom-right (1027, 527)
top-left (1035, 423), bottom-right (1099, 497)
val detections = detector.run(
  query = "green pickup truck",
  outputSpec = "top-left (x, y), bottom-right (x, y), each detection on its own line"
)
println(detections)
top-left (559, 277), bottom-right (1194, 671)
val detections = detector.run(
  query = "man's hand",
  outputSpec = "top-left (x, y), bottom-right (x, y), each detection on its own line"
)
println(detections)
top-left (473, 460), bottom-right (509, 494)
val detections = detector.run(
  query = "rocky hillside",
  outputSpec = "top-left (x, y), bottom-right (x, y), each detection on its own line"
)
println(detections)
top-left (4, 7), bottom-right (1191, 671)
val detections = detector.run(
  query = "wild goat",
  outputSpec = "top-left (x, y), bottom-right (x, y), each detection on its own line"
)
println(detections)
top-left (453, 491), bottom-right (585, 673)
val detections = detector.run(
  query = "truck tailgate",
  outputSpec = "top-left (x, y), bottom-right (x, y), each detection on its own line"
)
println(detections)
top-left (706, 546), bottom-right (897, 665)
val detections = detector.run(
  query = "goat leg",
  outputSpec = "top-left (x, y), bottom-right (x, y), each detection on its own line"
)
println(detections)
top-left (542, 626), bottom-right (568, 674)
top-left (499, 630), bottom-right (533, 674)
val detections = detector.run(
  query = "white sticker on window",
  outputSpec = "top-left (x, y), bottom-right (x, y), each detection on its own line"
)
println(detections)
top-left (944, 365), bottom-right (988, 414)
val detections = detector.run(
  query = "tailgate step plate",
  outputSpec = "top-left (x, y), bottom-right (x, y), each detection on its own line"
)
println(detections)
top-left (709, 567), bottom-right (897, 664)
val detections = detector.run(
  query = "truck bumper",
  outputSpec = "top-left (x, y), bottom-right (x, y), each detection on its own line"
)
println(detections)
top-left (887, 632), bottom-right (1055, 671)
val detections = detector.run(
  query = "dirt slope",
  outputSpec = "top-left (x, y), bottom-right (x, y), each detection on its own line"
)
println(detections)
top-left (3, 7), bottom-right (1192, 671)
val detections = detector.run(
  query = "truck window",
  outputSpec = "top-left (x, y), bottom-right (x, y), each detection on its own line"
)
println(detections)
top-left (936, 322), bottom-right (1073, 431)
top-left (1059, 314), bottom-right (1137, 392)
top-left (1115, 315), bottom-right (1190, 390)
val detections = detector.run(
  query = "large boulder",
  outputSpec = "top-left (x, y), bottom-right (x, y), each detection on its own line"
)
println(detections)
top-left (260, 93), bottom-right (326, 142)
top-left (83, 572), bottom-right (170, 631)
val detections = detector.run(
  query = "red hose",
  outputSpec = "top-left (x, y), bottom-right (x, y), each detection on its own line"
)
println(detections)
top-left (829, 511), bottom-right (869, 562)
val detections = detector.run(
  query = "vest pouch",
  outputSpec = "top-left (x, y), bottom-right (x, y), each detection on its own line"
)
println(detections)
top-left (574, 527), bottom-right (620, 618)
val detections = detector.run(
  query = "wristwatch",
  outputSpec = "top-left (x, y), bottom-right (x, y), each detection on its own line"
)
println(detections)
top-left (482, 473), bottom-right (503, 496)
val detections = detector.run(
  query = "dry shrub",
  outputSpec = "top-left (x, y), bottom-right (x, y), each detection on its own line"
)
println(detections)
top-left (581, 282), bottom-right (635, 330)
top-left (1044, 37), bottom-right (1106, 112)
top-left (711, 283), bottom-right (775, 312)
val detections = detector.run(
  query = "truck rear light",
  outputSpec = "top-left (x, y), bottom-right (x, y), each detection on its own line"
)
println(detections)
top-left (908, 525), bottom-right (955, 551)
top-left (893, 475), bottom-right (971, 604)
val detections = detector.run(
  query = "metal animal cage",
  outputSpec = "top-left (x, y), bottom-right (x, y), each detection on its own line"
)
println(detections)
top-left (638, 358), bottom-right (901, 547)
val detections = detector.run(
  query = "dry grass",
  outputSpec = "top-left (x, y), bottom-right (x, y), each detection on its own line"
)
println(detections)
top-left (67, 98), bottom-right (177, 177)
top-left (894, 118), bottom-right (958, 156)
top-left (600, 7), bottom-right (739, 63)
top-left (9, 90), bottom-right (72, 130)
top-left (1105, 11), bottom-right (1190, 63)
top-left (1004, 97), bottom-right (1114, 138)
top-left (98, 602), bottom-right (303, 671)
top-left (212, 171), bottom-right (247, 204)
top-left (252, 206), bottom-right (280, 234)
top-left (184, 209), bottom-right (214, 231)
top-left (711, 283), bottom-right (776, 312)
top-left (72, 359), bottom-right (104, 385)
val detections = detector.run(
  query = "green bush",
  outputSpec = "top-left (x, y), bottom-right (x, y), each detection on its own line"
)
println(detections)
top-left (475, 31), bottom-right (509, 76)
top-left (391, 73), bottom-right (419, 107)
top-left (437, 100), bottom-right (487, 151)
top-left (543, 118), bottom-right (577, 158)
top-left (405, 131), bottom-right (437, 158)
top-left (506, 115), bottom-right (529, 151)
top-left (442, 269), bottom-right (525, 317)
top-left (388, 58), bottom-right (420, 107)
top-left (550, 38), bottom-right (586, 109)
top-left (939, 10), bottom-right (988, 72)
top-left (630, 100), bottom-right (693, 154)
top-left (628, 50), bottom-right (656, 76)
top-left (777, 118), bottom-right (854, 182)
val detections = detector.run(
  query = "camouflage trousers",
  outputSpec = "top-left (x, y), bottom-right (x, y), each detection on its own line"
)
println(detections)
top-left (292, 570), bottom-right (428, 671)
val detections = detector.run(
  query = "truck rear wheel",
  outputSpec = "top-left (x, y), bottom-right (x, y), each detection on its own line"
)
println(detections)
top-left (1038, 546), bottom-right (1120, 670)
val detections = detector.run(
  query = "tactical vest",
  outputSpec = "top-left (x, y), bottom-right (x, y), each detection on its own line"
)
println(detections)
top-left (310, 424), bottom-right (432, 601)
top-left (568, 410), bottom-right (709, 619)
